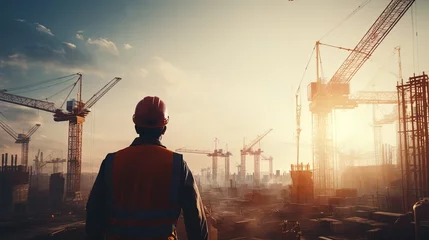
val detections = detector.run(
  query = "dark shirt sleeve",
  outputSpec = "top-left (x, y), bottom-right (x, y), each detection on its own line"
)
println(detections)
top-left (85, 158), bottom-right (107, 240)
top-left (179, 157), bottom-right (209, 240)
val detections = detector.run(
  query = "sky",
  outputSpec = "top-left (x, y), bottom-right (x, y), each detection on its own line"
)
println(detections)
top-left (0, 0), bottom-right (428, 175)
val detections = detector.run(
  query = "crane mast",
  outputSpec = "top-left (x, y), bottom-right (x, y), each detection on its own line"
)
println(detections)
top-left (296, 93), bottom-right (302, 166)
top-left (0, 74), bottom-right (122, 200)
top-left (307, 0), bottom-right (414, 196)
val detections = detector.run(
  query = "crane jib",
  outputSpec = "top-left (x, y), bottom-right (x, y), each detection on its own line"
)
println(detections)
top-left (328, 0), bottom-right (415, 85)
top-left (0, 91), bottom-right (58, 113)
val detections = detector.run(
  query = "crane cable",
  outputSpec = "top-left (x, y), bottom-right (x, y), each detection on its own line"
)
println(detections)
top-left (296, 45), bottom-right (316, 95)
top-left (60, 80), bottom-right (79, 109)
top-left (10, 75), bottom-right (78, 95)
top-left (296, 0), bottom-right (373, 94)
top-left (5, 73), bottom-right (78, 92)
top-left (44, 81), bottom-right (77, 101)
top-left (363, 50), bottom-right (398, 90)
top-left (319, 0), bottom-right (372, 41)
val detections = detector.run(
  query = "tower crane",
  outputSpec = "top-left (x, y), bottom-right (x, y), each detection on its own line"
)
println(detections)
top-left (240, 128), bottom-right (273, 185)
top-left (175, 148), bottom-right (222, 184)
top-left (34, 151), bottom-right (66, 173)
top-left (306, 0), bottom-right (414, 196)
top-left (34, 150), bottom-right (46, 175)
top-left (34, 150), bottom-right (46, 189)
top-left (261, 154), bottom-right (273, 179)
top-left (176, 141), bottom-right (232, 185)
top-left (0, 113), bottom-right (40, 167)
top-left (0, 73), bottom-right (122, 200)
top-left (33, 150), bottom-right (66, 188)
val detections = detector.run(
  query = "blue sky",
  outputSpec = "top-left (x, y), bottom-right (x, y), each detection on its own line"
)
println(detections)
top-left (0, 0), bottom-right (428, 175)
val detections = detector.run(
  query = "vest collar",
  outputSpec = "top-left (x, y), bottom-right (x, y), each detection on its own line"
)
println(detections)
top-left (130, 137), bottom-right (166, 148)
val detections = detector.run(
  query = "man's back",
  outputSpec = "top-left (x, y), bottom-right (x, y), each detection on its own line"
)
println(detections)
top-left (86, 138), bottom-right (209, 240)
top-left (112, 144), bottom-right (179, 210)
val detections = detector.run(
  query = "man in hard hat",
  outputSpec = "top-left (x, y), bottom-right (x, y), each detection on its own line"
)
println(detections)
top-left (85, 96), bottom-right (209, 240)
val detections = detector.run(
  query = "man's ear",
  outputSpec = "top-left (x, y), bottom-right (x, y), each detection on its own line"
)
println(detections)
top-left (162, 126), bottom-right (167, 135)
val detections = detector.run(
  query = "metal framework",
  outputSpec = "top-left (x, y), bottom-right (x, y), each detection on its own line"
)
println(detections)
top-left (397, 73), bottom-right (429, 211)
top-left (0, 74), bottom-right (121, 200)
top-left (307, 0), bottom-right (414, 196)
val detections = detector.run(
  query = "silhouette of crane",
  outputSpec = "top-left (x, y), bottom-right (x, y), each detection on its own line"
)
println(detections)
top-left (0, 112), bottom-right (40, 167)
top-left (240, 129), bottom-right (273, 185)
top-left (176, 139), bottom-right (232, 185)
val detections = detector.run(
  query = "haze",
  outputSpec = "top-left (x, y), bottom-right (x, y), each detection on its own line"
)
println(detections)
top-left (0, 0), bottom-right (428, 174)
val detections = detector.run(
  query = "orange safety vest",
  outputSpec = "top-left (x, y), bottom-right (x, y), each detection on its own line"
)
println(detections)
top-left (103, 144), bottom-right (182, 239)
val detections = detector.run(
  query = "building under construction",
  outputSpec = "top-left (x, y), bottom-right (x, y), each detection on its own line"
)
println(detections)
top-left (289, 163), bottom-right (313, 204)
top-left (0, 153), bottom-right (30, 215)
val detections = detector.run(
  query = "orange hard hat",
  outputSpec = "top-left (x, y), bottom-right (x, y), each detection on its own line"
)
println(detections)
top-left (133, 96), bottom-right (169, 128)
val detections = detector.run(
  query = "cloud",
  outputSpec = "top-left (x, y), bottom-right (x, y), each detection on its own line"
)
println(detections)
top-left (0, 103), bottom-right (44, 125)
top-left (1, 54), bottom-right (28, 69)
top-left (77, 30), bottom-right (84, 34)
top-left (140, 68), bottom-right (148, 78)
top-left (87, 38), bottom-right (119, 56)
top-left (123, 44), bottom-right (132, 50)
top-left (0, 19), bottom-right (97, 76)
top-left (34, 23), bottom-right (54, 36)
top-left (76, 33), bottom-right (84, 40)
top-left (1, 43), bottom-right (94, 74)
top-left (118, 57), bottom-right (202, 98)
top-left (62, 42), bottom-right (76, 49)
top-left (150, 57), bottom-right (193, 85)
top-left (15, 19), bottom-right (25, 22)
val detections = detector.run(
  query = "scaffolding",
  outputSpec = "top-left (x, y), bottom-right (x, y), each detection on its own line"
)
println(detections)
top-left (312, 111), bottom-right (335, 196)
top-left (397, 73), bottom-right (429, 211)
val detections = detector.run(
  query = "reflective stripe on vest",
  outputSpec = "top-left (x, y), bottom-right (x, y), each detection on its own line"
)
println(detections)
top-left (104, 149), bottom-right (182, 239)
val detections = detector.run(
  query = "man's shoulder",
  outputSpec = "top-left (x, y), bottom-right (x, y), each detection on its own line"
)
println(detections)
top-left (103, 147), bottom-right (185, 159)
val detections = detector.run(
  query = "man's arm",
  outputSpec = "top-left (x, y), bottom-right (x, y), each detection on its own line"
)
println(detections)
top-left (179, 159), bottom-right (209, 240)
top-left (85, 158), bottom-right (107, 240)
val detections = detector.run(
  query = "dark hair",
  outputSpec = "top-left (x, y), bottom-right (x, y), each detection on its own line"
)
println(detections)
top-left (135, 125), bottom-right (166, 139)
